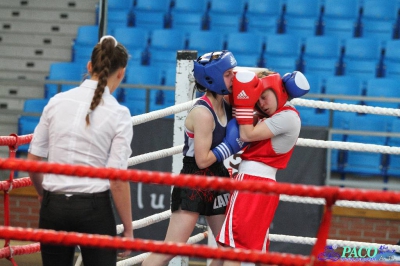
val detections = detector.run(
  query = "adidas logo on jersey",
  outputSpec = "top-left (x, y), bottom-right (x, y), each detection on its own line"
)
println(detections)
top-left (236, 90), bottom-right (249, 100)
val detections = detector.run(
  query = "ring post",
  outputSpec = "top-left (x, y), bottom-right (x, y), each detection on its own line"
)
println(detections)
top-left (172, 50), bottom-right (197, 175)
top-left (170, 50), bottom-right (197, 266)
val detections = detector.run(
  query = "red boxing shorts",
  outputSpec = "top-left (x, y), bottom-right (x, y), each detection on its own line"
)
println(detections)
top-left (217, 173), bottom-right (279, 252)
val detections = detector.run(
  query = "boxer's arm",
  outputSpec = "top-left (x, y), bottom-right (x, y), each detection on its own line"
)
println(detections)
top-left (27, 152), bottom-right (44, 200)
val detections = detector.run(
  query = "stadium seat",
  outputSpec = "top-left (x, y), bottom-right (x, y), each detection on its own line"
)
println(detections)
top-left (112, 27), bottom-right (149, 52)
top-left (170, 12), bottom-right (204, 31)
top-left (149, 29), bottom-right (187, 52)
top-left (148, 50), bottom-right (177, 68)
top-left (301, 36), bottom-right (342, 75)
top-left (265, 34), bottom-right (302, 58)
top-left (233, 54), bottom-right (262, 67)
top-left (207, 0), bottom-right (246, 32)
top-left (170, 0), bottom-right (208, 30)
top-left (323, 0), bottom-right (361, 20)
top-left (361, 0), bottom-right (399, 21)
top-left (383, 39), bottom-right (400, 62)
top-left (343, 38), bottom-right (383, 61)
top-left (383, 61), bottom-right (400, 78)
top-left (364, 78), bottom-right (400, 108)
top-left (45, 62), bottom-right (87, 98)
top-left (264, 55), bottom-right (300, 76)
top-left (360, 20), bottom-right (397, 40)
top-left (73, 25), bottom-right (99, 48)
top-left (208, 14), bottom-right (244, 33)
top-left (264, 34), bottom-right (302, 74)
top-left (342, 59), bottom-right (380, 80)
top-left (283, 17), bottom-right (320, 39)
top-left (225, 32), bottom-right (265, 57)
top-left (107, 9), bottom-right (132, 30)
top-left (123, 65), bottom-right (163, 115)
top-left (322, 18), bottom-right (358, 39)
top-left (324, 76), bottom-right (363, 96)
top-left (296, 106), bottom-right (330, 127)
top-left (244, 0), bottom-right (283, 32)
top-left (132, 0), bottom-right (171, 30)
top-left (344, 114), bottom-right (389, 176)
top-left (186, 31), bottom-right (225, 57)
top-left (284, 0), bottom-right (323, 18)
top-left (303, 36), bottom-right (342, 59)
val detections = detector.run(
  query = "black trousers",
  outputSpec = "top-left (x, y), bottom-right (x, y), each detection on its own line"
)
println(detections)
top-left (39, 190), bottom-right (117, 266)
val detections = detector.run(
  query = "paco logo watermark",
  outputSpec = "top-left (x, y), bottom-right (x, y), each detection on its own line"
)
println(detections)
top-left (318, 244), bottom-right (397, 262)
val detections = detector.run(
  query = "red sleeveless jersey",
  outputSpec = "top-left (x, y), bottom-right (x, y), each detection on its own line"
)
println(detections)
top-left (240, 106), bottom-right (299, 169)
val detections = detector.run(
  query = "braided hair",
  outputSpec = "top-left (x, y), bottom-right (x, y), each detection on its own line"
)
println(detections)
top-left (85, 36), bottom-right (128, 125)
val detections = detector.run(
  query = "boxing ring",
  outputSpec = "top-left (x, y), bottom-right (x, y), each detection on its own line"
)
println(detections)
top-left (1, 51), bottom-right (400, 265)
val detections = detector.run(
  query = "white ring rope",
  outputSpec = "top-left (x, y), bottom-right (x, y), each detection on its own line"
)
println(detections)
top-left (291, 98), bottom-right (400, 117)
top-left (279, 195), bottom-right (400, 212)
top-left (269, 234), bottom-right (400, 253)
top-left (116, 232), bottom-right (208, 266)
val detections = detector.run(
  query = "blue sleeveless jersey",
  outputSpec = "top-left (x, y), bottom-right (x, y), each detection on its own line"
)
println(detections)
top-left (183, 95), bottom-right (232, 157)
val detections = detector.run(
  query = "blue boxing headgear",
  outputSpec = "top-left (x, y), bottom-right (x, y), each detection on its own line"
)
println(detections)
top-left (193, 50), bottom-right (237, 95)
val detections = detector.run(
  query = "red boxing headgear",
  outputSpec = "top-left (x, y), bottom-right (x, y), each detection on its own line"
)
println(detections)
top-left (260, 73), bottom-right (288, 110)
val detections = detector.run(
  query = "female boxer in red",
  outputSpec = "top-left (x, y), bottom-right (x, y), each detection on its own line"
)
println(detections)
top-left (217, 69), bottom-right (310, 266)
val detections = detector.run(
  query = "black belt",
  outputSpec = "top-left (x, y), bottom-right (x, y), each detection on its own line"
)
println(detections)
top-left (45, 190), bottom-right (110, 199)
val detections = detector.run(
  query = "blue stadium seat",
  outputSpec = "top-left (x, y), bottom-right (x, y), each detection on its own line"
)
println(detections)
top-left (73, 25), bottom-right (99, 48)
top-left (170, 12), bottom-right (204, 31)
top-left (170, 0), bottom-right (208, 30)
top-left (296, 106), bottom-right (330, 127)
top-left (149, 29), bottom-right (187, 51)
top-left (331, 101), bottom-right (360, 129)
top-left (303, 36), bottom-right (342, 59)
top-left (361, 0), bottom-right (399, 21)
top-left (264, 34), bottom-right (302, 74)
top-left (284, 0), bottom-right (323, 18)
top-left (225, 32), bottom-right (265, 59)
top-left (245, 0), bottom-right (283, 32)
top-left (186, 31), bottom-right (225, 57)
top-left (365, 78), bottom-right (400, 108)
top-left (265, 34), bottom-right (302, 58)
top-left (360, 20), bottom-right (396, 40)
top-left (112, 27), bottom-right (149, 51)
top-left (149, 89), bottom-right (175, 118)
top-left (323, 0), bottom-right (361, 20)
top-left (264, 55), bottom-right (299, 76)
top-left (45, 62), bottom-right (86, 98)
top-left (207, 0), bottom-right (246, 32)
top-left (322, 18), bottom-right (358, 39)
top-left (72, 44), bottom-right (93, 64)
top-left (132, 0), bottom-right (171, 30)
top-left (321, 0), bottom-right (361, 38)
top-left (23, 98), bottom-right (49, 114)
top-left (344, 114), bottom-right (390, 176)
top-left (233, 54), bottom-right (262, 67)
top-left (383, 61), bottom-right (400, 78)
top-left (283, 17), bottom-right (320, 39)
top-left (163, 68), bottom-right (176, 86)
top-left (148, 50), bottom-right (177, 68)
top-left (208, 14), bottom-right (244, 33)
top-left (343, 38), bottom-right (383, 61)
top-left (107, 9), bottom-right (133, 31)
top-left (342, 59), bottom-right (380, 80)
top-left (123, 65), bottom-right (164, 115)
top-left (324, 76), bottom-right (362, 96)
top-left (246, 15), bottom-right (280, 34)
top-left (301, 37), bottom-right (342, 75)
top-left (172, 0), bottom-right (208, 13)
top-left (304, 74), bottom-right (324, 95)
top-left (384, 39), bottom-right (400, 62)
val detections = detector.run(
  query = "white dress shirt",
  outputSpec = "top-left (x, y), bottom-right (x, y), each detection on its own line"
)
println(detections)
top-left (29, 79), bottom-right (133, 193)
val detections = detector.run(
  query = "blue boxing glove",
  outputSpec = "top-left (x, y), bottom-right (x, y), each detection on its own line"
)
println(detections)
top-left (282, 71), bottom-right (310, 98)
top-left (212, 118), bottom-right (249, 162)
